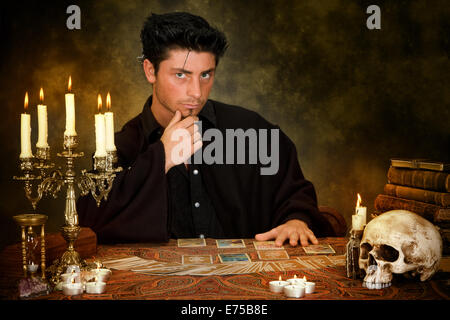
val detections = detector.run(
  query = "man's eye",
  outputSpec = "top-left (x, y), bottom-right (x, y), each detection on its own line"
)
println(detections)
top-left (201, 73), bottom-right (210, 79)
top-left (175, 73), bottom-right (186, 79)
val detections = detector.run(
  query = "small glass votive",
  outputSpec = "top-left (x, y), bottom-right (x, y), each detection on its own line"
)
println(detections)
top-left (85, 281), bottom-right (106, 294)
top-left (62, 282), bottom-right (83, 296)
top-left (284, 284), bottom-right (305, 298)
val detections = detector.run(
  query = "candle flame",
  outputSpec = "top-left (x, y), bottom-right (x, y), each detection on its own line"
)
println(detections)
top-left (356, 193), bottom-right (362, 208)
top-left (302, 276), bottom-right (306, 281)
top-left (68, 76), bottom-right (72, 92)
top-left (71, 277), bottom-right (75, 284)
top-left (97, 94), bottom-right (102, 113)
top-left (278, 275), bottom-right (282, 281)
top-left (39, 87), bottom-right (44, 103)
top-left (106, 92), bottom-right (111, 111)
top-left (24, 92), bottom-right (29, 111)
top-left (293, 274), bottom-right (297, 279)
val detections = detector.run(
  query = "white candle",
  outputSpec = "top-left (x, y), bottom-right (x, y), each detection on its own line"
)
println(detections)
top-left (61, 272), bottom-right (81, 284)
top-left (27, 262), bottom-right (38, 273)
top-left (355, 193), bottom-right (367, 226)
top-left (352, 214), bottom-right (364, 231)
top-left (105, 92), bottom-right (116, 152)
top-left (286, 275), bottom-right (306, 286)
top-left (62, 282), bottom-right (83, 295)
top-left (66, 265), bottom-right (81, 274)
top-left (305, 281), bottom-right (316, 294)
top-left (94, 268), bottom-right (111, 282)
top-left (36, 88), bottom-right (49, 148)
top-left (20, 92), bottom-right (33, 158)
top-left (283, 284), bottom-right (305, 298)
top-left (64, 76), bottom-right (77, 136)
top-left (269, 276), bottom-right (289, 293)
top-left (94, 94), bottom-right (107, 158)
top-left (85, 281), bottom-right (106, 294)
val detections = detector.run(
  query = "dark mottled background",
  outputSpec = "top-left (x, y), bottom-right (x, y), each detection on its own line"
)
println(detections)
top-left (0, 0), bottom-right (449, 249)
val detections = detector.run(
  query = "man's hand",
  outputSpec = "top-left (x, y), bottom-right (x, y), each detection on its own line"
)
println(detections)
top-left (160, 110), bottom-right (202, 173)
top-left (255, 219), bottom-right (319, 247)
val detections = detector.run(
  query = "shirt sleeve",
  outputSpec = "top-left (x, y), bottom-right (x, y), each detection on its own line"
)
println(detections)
top-left (77, 140), bottom-right (169, 243)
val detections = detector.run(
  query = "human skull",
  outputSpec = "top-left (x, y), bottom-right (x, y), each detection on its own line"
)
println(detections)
top-left (359, 210), bottom-right (442, 289)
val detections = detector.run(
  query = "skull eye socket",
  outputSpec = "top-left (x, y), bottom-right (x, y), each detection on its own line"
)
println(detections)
top-left (360, 242), bottom-right (372, 259)
top-left (377, 244), bottom-right (399, 262)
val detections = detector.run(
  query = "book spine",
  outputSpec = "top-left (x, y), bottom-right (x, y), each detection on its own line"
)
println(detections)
top-left (384, 184), bottom-right (450, 207)
top-left (387, 167), bottom-right (450, 192)
top-left (374, 194), bottom-right (450, 223)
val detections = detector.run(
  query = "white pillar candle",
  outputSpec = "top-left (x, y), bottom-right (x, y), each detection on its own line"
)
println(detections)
top-left (356, 206), bottom-right (367, 226)
top-left (352, 214), bottom-right (364, 231)
top-left (36, 88), bottom-right (49, 148)
top-left (104, 92), bottom-right (116, 152)
top-left (94, 94), bottom-right (107, 158)
top-left (20, 92), bottom-right (33, 158)
top-left (305, 281), bottom-right (316, 294)
top-left (64, 76), bottom-right (77, 136)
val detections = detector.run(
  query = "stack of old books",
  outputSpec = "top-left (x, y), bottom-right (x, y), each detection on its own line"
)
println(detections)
top-left (374, 159), bottom-right (450, 255)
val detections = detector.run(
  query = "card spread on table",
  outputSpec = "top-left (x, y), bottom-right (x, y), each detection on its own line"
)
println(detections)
top-left (218, 253), bottom-right (251, 263)
top-left (257, 250), bottom-right (290, 260)
top-left (216, 239), bottom-right (246, 248)
top-left (253, 241), bottom-right (284, 250)
top-left (302, 244), bottom-right (336, 254)
top-left (182, 255), bottom-right (213, 265)
top-left (177, 238), bottom-right (206, 247)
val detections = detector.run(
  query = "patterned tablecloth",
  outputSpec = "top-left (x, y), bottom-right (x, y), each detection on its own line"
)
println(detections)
top-left (1, 237), bottom-right (449, 300)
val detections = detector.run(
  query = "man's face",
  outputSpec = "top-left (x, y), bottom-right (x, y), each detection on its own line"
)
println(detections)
top-left (147, 49), bottom-right (216, 125)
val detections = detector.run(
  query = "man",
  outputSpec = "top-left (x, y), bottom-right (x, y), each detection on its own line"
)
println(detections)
top-left (77, 12), bottom-right (333, 246)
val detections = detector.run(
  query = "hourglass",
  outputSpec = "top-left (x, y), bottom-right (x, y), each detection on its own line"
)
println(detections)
top-left (13, 214), bottom-right (48, 279)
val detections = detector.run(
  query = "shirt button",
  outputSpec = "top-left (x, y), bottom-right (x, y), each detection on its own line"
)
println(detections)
top-left (193, 169), bottom-right (199, 175)
top-left (194, 202), bottom-right (200, 208)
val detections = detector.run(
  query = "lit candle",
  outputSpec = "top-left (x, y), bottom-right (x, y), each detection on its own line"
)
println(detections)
top-left (286, 274), bottom-right (306, 286)
top-left (27, 262), bottom-right (38, 273)
top-left (61, 272), bottom-right (81, 284)
top-left (269, 275), bottom-right (289, 293)
top-left (352, 214), bottom-right (364, 231)
top-left (19, 92), bottom-right (33, 158)
top-left (304, 277), bottom-right (316, 294)
top-left (94, 262), bottom-right (111, 282)
top-left (355, 193), bottom-right (367, 226)
top-left (64, 76), bottom-right (77, 136)
top-left (62, 278), bottom-right (83, 295)
top-left (85, 277), bottom-right (106, 294)
top-left (94, 94), bottom-right (107, 158)
top-left (283, 284), bottom-right (305, 298)
top-left (104, 92), bottom-right (116, 152)
top-left (66, 265), bottom-right (81, 274)
top-left (36, 88), bottom-right (49, 149)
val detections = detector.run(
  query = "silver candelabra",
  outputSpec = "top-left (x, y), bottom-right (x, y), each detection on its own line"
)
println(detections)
top-left (13, 134), bottom-right (122, 285)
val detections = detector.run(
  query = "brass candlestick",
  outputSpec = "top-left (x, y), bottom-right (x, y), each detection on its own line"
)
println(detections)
top-left (14, 134), bottom-right (121, 285)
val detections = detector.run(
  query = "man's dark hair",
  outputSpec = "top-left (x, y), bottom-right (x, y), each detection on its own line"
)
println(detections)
top-left (140, 12), bottom-right (228, 73)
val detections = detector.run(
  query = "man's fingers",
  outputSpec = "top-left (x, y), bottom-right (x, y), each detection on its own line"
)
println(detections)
top-left (308, 230), bottom-right (319, 245)
top-left (289, 232), bottom-right (299, 247)
top-left (275, 230), bottom-right (289, 247)
top-left (167, 110), bottom-right (181, 129)
top-left (255, 228), bottom-right (278, 241)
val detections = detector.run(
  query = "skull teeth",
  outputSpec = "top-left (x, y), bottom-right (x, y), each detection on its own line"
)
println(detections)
top-left (363, 281), bottom-right (391, 290)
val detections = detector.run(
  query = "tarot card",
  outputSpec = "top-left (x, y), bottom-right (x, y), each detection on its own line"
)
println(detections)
top-left (302, 244), bottom-right (336, 255)
top-left (177, 238), bottom-right (206, 247)
top-left (253, 241), bottom-right (284, 250)
top-left (216, 239), bottom-right (246, 248)
top-left (182, 255), bottom-right (213, 265)
top-left (218, 253), bottom-right (251, 263)
top-left (257, 250), bottom-right (290, 260)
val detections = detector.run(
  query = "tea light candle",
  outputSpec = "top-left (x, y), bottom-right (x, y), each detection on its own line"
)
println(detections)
top-left (27, 262), bottom-right (38, 273)
top-left (283, 284), bottom-right (305, 298)
top-left (66, 265), bottom-right (81, 274)
top-left (286, 275), bottom-right (306, 286)
top-left (61, 273), bottom-right (81, 284)
top-left (85, 281), bottom-right (106, 294)
top-left (305, 281), bottom-right (316, 294)
top-left (62, 282), bottom-right (83, 296)
top-left (269, 276), bottom-right (289, 293)
top-left (94, 268), bottom-right (111, 282)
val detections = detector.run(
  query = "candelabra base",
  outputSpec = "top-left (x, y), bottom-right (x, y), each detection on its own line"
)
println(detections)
top-left (46, 225), bottom-right (88, 286)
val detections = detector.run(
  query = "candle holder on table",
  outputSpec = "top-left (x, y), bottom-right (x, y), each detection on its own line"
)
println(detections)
top-left (346, 228), bottom-right (364, 280)
top-left (13, 134), bottom-right (122, 285)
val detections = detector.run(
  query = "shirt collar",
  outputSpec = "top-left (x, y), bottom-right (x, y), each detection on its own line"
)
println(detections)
top-left (141, 95), bottom-right (217, 140)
